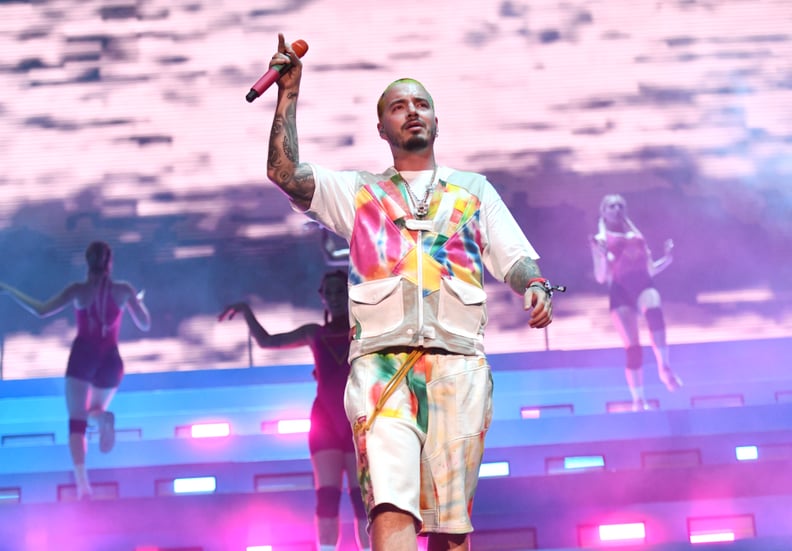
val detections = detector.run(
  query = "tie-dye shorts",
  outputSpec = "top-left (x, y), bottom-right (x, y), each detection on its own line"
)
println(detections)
top-left (344, 350), bottom-right (493, 534)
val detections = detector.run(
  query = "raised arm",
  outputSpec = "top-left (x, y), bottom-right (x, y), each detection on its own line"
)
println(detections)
top-left (116, 282), bottom-right (151, 332)
top-left (649, 238), bottom-right (674, 277)
top-left (0, 281), bottom-right (78, 318)
top-left (218, 302), bottom-right (316, 349)
top-left (505, 257), bottom-right (553, 329)
top-left (266, 33), bottom-right (316, 212)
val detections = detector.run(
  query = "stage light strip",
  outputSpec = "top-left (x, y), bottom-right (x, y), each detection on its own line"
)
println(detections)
top-left (564, 455), bottom-right (605, 470)
top-left (190, 422), bottom-right (230, 438)
top-left (1, 433), bottom-right (55, 446)
top-left (691, 532), bottom-right (736, 544)
top-left (642, 449), bottom-right (701, 469)
top-left (261, 419), bottom-right (311, 434)
top-left (688, 514), bottom-right (755, 542)
top-left (478, 461), bottom-right (510, 478)
top-left (691, 394), bottom-right (744, 409)
top-left (279, 419), bottom-right (311, 433)
top-left (247, 546), bottom-right (273, 551)
top-left (0, 487), bottom-right (21, 504)
top-left (735, 445), bottom-right (758, 461)
top-left (547, 455), bottom-right (606, 474)
top-left (599, 522), bottom-right (646, 542)
top-left (520, 404), bottom-right (574, 418)
top-left (254, 473), bottom-right (314, 492)
top-left (173, 476), bottom-right (216, 494)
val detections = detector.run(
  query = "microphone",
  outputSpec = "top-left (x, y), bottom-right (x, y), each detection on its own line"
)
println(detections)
top-left (245, 39), bottom-right (309, 103)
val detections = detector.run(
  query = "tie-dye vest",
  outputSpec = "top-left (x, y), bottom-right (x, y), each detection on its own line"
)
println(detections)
top-left (347, 169), bottom-right (489, 360)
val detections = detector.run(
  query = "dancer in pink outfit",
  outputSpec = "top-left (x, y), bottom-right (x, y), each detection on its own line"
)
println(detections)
top-left (220, 271), bottom-right (370, 551)
top-left (590, 194), bottom-right (682, 411)
top-left (1, 241), bottom-right (150, 498)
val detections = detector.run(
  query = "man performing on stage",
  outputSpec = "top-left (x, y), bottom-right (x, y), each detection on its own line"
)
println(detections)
top-left (262, 33), bottom-right (555, 551)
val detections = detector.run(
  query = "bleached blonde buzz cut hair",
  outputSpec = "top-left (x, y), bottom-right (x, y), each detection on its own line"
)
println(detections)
top-left (376, 78), bottom-right (434, 120)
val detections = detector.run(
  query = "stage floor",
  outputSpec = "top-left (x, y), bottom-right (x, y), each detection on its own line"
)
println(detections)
top-left (1, 338), bottom-right (791, 550)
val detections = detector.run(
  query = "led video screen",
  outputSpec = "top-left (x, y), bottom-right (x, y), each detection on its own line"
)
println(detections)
top-left (1, 0), bottom-right (790, 379)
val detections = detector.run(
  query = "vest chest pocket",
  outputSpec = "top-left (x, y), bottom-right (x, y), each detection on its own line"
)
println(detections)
top-left (437, 277), bottom-right (487, 339)
top-left (348, 276), bottom-right (404, 338)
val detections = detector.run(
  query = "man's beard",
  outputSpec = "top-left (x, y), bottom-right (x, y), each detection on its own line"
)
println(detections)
top-left (402, 134), bottom-right (430, 152)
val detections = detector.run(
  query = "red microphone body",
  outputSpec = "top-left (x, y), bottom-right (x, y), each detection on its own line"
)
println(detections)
top-left (246, 39), bottom-right (309, 103)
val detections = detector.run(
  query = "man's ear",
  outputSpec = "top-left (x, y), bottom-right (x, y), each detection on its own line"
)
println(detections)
top-left (377, 124), bottom-right (385, 137)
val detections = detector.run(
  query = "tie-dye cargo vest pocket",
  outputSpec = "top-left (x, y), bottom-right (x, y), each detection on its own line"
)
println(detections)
top-left (348, 276), bottom-right (404, 338)
top-left (437, 276), bottom-right (487, 339)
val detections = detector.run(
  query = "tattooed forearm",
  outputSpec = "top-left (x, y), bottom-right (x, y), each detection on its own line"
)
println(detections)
top-left (506, 257), bottom-right (543, 295)
top-left (283, 133), bottom-right (297, 164)
top-left (266, 85), bottom-right (315, 208)
top-left (268, 100), bottom-right (299, 182)
top-left (271, 115), bottom-right (284, 136)
top-left (282, 101), bottom-right (299, 163)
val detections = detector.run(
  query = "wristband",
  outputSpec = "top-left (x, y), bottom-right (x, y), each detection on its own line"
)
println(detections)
top-left (526, 278), bottom-right (567, 298)
top-left (526, 278), bottom-right (548, 289)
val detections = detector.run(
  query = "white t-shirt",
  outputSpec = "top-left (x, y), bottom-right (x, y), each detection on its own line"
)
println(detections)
top-left (302, 163), bottom-right (540, 282)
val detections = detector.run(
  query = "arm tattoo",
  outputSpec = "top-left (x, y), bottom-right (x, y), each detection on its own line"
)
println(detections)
top-left (506, 257), bottom-right (543, 295)
top-left (282, 101), bottom-right (299, 163)
top-left (283, 133), bottom-right (297, 164)
top-left (266, 89), bottom-right (314, 207)
top-left (271, 115), bottom-right (284, 136)
top-left (268, 105), bottom-right (299, 186)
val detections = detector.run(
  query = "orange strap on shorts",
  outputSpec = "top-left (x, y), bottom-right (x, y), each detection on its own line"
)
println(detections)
top-left (353, 348), bottom-right (424, 435)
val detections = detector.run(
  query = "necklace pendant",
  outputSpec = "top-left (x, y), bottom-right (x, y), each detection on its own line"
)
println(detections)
top-left (416, 203), bottom-right (429, 218)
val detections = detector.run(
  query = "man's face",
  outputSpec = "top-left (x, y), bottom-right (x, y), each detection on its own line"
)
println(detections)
top-left (377, 81), bottom-right (438, 152)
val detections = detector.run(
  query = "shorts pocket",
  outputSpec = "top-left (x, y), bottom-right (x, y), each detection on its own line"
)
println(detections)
top-left (349, 276), bottom-right (404, 338)
top-left (456, 363), bottom-right (493, 436)
top-left (437, 277), bottom-right (487, 339)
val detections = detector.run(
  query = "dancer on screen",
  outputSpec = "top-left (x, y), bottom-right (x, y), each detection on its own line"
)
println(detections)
top-left (219, 270), bottom-right (370, 551)
top-left (590, 194), bottom-right (682, 411)
top-left (0, 241), bottom-right (150, 498)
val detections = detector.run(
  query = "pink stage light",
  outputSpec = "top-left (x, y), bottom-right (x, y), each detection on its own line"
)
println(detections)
top-left (519, 404), bottom-right (574, 418)
top-left (190, 422), bottom-right (230, 438)
top-left (690, 532), bottom-right (736, 544)
top-left (599, 522), bottom-right (646, 542)
top-left (579, 521), bottom-right (647, 547)
top-left (261, 418), bottom-right (311, 434)
top-left (688, 514), bottom-right (755, 543)
top-left (276, 419), bottom-right (311, 434)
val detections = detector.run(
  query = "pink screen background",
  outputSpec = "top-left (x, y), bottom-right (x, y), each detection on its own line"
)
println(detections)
top-left (1, 0), bottom-right (790, 378)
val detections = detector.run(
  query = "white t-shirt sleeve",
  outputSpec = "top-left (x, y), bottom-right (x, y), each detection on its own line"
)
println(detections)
top-left (479, 179), bottom-right (540, 281)
top-left (298, 163), bottom-right (359, 240)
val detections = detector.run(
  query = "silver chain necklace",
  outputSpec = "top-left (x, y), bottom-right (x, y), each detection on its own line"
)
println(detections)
top-left (402, 166), bottom-right (438, 219)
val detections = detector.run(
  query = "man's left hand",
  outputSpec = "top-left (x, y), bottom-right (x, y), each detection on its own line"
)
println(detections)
top-left (524, 287), bottom-right (553, 329)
